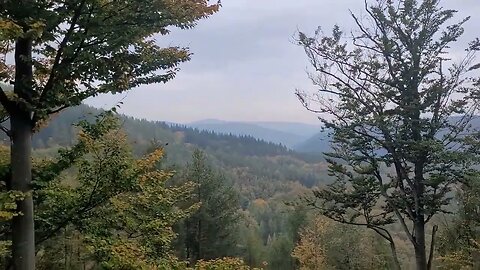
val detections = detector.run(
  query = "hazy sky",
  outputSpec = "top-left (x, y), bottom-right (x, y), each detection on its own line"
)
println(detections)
top-left (87, 0), bottom-right (480, 124)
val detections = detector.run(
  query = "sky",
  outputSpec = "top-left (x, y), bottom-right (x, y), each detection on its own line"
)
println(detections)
top-left (86, 0), bottom-right (480, 124)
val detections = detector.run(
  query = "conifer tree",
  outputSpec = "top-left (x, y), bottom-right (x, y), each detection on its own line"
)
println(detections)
top-left (182, 149), bottom-right (240, 263)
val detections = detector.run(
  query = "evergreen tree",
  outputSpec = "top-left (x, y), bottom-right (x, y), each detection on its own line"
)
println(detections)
top-left (181, 149), bottom-right (240, 263)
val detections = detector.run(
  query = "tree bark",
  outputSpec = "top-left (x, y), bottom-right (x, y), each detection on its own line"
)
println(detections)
top-left (10, 114), bottom-right (35, 270)
top-left (387, 240), bottom-right (402, 270)
top-left (10, 35), bottom-right (35, 269)
top-left (414, 219), bottom-right (427, 270)
top-left (427, 225), bottom-right (438, 270)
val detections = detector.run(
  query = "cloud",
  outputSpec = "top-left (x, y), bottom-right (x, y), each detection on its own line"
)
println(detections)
top-left (87, 0), bottom-right (480, 124)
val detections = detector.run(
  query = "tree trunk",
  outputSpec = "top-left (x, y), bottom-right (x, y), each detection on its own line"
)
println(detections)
top-left (197, 219), bottom-right (201, 260)
top-left (10, 113), bottom-right (35, 270)
top-left (387, 240), bottom-right (402, 270)
top-left (427, 225), bottom-right (438, 270)
top-left (414, 219), bottom-right (427, 270)
top-left (185, 220), bottom-right (191, 265)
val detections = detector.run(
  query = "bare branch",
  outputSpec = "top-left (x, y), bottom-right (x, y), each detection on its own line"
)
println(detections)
top-left (0, 124), bottom-right (11, 138)
top-left (0, 86), bottom-right (14, 115)
top-left (40, 0), bottom-right (88, 103)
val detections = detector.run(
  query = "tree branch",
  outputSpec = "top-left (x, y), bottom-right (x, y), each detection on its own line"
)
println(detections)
top-left (39, 0), bottom-right (87, 104)
top-left (0, 124), bottom-right (11, 138)
top-left (0, 86), bottom-right (15, 116)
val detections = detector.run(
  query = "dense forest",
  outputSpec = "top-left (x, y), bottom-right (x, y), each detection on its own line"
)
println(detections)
top-left (0, 104), bottom-right (476, 269)
top-left (0, 108), bottom-right (327, 269)
top-left (1, 0), bottom-right (480, 269)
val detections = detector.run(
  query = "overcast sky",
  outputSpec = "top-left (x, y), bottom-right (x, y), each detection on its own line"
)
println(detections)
top-left (86, 0), bottom-right (480, 124)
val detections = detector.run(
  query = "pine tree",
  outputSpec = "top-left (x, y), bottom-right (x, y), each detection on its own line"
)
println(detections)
top-left (181, 149), bottom-right (240, 263)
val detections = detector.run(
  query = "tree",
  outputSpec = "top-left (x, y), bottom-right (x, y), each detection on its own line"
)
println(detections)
top-left (181, 149), bottom-right (240, 263)
top-left (292, 215), bottom-right (391, 270)
top-left (0, 145), bottom-right (23, 263)
top-left (237, 215), bottom-right (267, 269)
top-left (266, 234), bottom-right (294, 270)
top-left (190, 257), bottom-right (263, 270)
top-left (436, 175), bottom-right (480, 268)
top-left (78, 147), bottom-right (196, 269)
top-left (296, 0), bottom-right (480, 269)
top-left (0, 1), bottom-right (218, 268)
top-left (291, 216), bottom-right (329, 270)
top-left (1, 113), bottom-right (197, 268)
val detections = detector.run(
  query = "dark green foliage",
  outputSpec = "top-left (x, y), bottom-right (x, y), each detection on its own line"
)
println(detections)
top-left (296, 0), bottom-right (480, 269)
top-left (1, 0), bottom-right (219, 121)
top-left (15, 104), bottom-right (327, 191)
top-left (169, 124), bottom-right (292, 157)
top-left (179, 149), bottom-right (240, 263)
top-left (239, 194), bottom-right (308, 270)
top-left (1, 1), bottom-right (219, 267)
top-left (266, 234), bottom-right (294, 270)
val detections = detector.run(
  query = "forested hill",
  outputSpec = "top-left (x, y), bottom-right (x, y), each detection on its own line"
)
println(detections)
top-left (187, 119), bottom-right (321, 148)
top-left (26, 105), bottom-right (295, 156)
top-left (17, 105), bottom-right (328, 193)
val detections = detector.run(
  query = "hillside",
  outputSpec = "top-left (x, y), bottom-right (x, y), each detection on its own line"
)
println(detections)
top-left (0, 105), bottom-right (332, 269)
top-left (253, 121), bottom-right (322, 138)
top-left (21, 105), bottom-right (329, 196)
top-left (188, 119), bottom-right (321, 148)
top-left (187, 119), bottom-right (334, 154)
top-left (293, 131), bottom-right (331, 153)
top-left (188, 120), bottom-right (300, 148)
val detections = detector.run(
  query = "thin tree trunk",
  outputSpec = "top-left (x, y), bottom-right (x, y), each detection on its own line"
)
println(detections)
top-left (387, 240), bottom-right (402, 270)
top-left (413, 172), bottom-right (427, 270)
top-left (414, 219), bottom-right (427, 270)
top-left (185, 220), bottom-right (191, 265)
top-left (64, 227), bottom-right (68, 269)
top-left (427, 225), bottom-right (438, 270)
top-left (10, 114), bottom-right (35, 270)
top-left (197, 219), bottom-right (201, 260)
top-left (196, 172), bottom-right (201, 261)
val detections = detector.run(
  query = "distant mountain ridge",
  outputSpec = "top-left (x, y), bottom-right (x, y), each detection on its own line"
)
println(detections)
top-left (187, 116), bottom-right (480, 154)
top-left (294, 131), bottom-right (331, 153)
top-left (187, 119), bottom-right (322, 148)
top-left (9, 104), bottom-right (329, 191)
